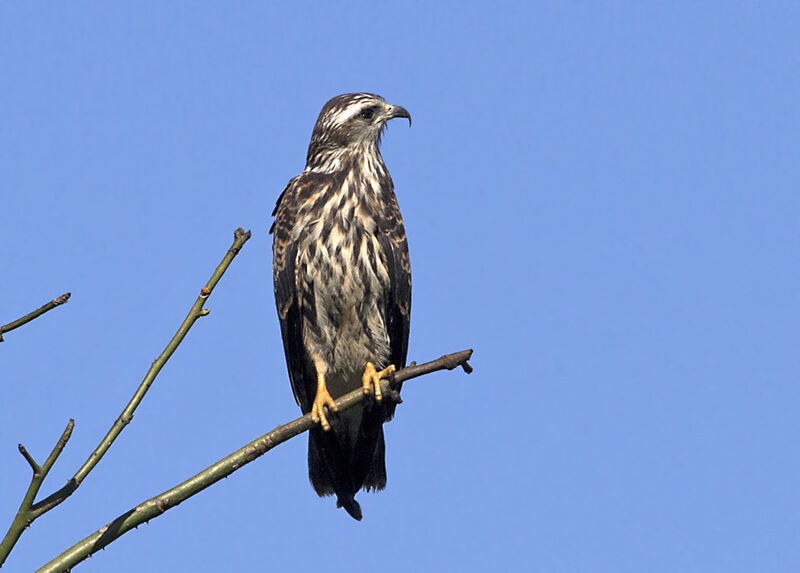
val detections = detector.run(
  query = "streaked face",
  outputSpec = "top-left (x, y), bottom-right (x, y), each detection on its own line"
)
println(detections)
top-left (311, 93), bottom-right (411, 149)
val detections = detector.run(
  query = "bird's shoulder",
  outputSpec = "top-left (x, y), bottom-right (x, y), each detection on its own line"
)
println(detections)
top-left (271, 170), bottom-right (346, 277)
top-left (270, 171), bottom-right (346, 232)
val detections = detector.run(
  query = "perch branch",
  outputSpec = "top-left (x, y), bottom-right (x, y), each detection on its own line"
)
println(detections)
top-left (0, 293), bottom-right (70, 342)
top-left (0, 229), bottom-right (251, 568)
top-left (37, 349), bottom-right (473, 573)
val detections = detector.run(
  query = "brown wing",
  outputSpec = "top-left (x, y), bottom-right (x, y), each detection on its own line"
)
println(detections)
top-left (271, 174), bottom-right (319, 413)
top-left (378, 188), bottom-right (412, 379)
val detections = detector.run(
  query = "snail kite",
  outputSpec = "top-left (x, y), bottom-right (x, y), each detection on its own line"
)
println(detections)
top-left (271, 93), bottom-right (412, 519)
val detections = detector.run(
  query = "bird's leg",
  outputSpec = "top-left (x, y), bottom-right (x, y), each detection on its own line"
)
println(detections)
top-left (362, 362), bottom-right (396, 402)
top-left (311, 363), bottom-right (337, 431)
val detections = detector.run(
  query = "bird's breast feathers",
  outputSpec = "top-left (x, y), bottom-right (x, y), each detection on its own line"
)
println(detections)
top-left (297, 184), bottom-right (390, 303)
top-left (289, 167), bottom-right (394, 372)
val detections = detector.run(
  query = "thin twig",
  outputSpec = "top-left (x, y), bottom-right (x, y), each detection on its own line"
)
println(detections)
top-left (0, 293), bottom-right (70, 342)
top-left (36, 349), bottom-right (473, 573)
top-left (0, 229), bottom-right (251, 568)
top-left (17, 445), bottom-right (41, 474)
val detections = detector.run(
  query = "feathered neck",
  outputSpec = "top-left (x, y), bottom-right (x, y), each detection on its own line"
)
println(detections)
top-left (305, 141), bottom-right (383, 175)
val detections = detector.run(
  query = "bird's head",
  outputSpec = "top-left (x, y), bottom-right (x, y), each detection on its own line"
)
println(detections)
top-left (306, 93), bottom-right (411, 172)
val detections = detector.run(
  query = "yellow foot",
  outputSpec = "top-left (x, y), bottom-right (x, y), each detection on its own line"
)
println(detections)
top-left (311, 371), bottom-right (337, 431)
top-left (362, 362), bottom-right (396, 402)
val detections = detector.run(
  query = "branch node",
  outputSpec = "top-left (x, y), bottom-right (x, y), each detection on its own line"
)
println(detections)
top-left (199, 286), bottom-right (211, 298)
top-left (198, 308), bottom-right (211, 317)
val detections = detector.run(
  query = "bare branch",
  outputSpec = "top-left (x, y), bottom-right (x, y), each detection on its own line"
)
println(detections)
top-left (0, 229), bottom-right (251, 567)
top-left (0, 293), bottom-right (70, 342)
top-left (36, 349), bottom-right (473, 572)
top-left (0, 420), bottom-right (74, 564)
top-left (391, 349), bottom-right (474, 383)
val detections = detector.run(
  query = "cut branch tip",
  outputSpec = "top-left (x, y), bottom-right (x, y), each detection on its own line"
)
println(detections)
top-left (0, 291), bottom-right (73, 343)
top-left (233, 228), bottom-right (252, 240)
top-left (53, 293), bottom-right (71, 305)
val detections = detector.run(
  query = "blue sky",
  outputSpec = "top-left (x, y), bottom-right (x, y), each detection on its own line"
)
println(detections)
top-left (2, 2), bottom-right (798, 571)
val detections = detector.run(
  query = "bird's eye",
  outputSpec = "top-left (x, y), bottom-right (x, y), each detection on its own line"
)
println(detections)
top-left (359, 107), bottom-right (376, 120)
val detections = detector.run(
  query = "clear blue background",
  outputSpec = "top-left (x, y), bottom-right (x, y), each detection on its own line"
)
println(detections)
top-left (2, 2), bottom-right (798, 572)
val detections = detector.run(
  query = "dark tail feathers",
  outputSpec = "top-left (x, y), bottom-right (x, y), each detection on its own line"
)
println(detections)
top-left (307, 410), bottom-right (387, 521)
top-left (336, 495), bottom-right (363, 521)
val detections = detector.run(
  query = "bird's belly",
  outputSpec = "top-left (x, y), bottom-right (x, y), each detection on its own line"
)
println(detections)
top-left (316, 279), bottom-right (389, 389)
top-left (300, 232), bottom-right (391, 392)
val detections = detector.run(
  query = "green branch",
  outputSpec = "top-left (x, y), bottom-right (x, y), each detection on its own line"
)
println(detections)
top-left (0, 228), bottom-right (251, 568)
top-left (0, 421), bottom-right (74, 566)
top-left (36, 350), bottom-right (473, 573)
top-left (0, 293), bottom-right (70, 342)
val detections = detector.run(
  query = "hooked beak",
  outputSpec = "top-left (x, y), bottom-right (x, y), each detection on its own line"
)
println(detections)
top-left (383, 103), bottom-right (412, 127)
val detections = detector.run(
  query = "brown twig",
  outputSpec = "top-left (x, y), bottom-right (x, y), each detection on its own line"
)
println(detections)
top-left (0, 229), bottom-right (251, 568)
top-left (0, 293), bottom-right (70, 342)
top-left (36, 349), bottom-right (474, 572)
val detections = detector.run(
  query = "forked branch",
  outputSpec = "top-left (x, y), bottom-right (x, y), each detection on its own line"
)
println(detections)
top-left (37, 349), bottom-right (474, 572)
top-left (0, 229), bottom-right (251, 568)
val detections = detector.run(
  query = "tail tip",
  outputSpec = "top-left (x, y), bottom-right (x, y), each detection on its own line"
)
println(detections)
top-left (336, 495), bottom-right (363, 521)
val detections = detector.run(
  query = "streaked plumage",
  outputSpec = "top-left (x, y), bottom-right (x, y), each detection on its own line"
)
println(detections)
top-left (271, 93), bottom-right (411, 519)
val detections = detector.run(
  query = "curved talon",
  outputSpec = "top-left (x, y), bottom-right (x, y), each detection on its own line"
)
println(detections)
top-left (312, 385), bottom-right (338, 431)
top-left (362, 362), bottom-right (396, 402)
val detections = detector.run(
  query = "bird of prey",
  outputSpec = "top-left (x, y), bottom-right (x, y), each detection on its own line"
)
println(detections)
top-left (270, 93), bottom-right (412, 520)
